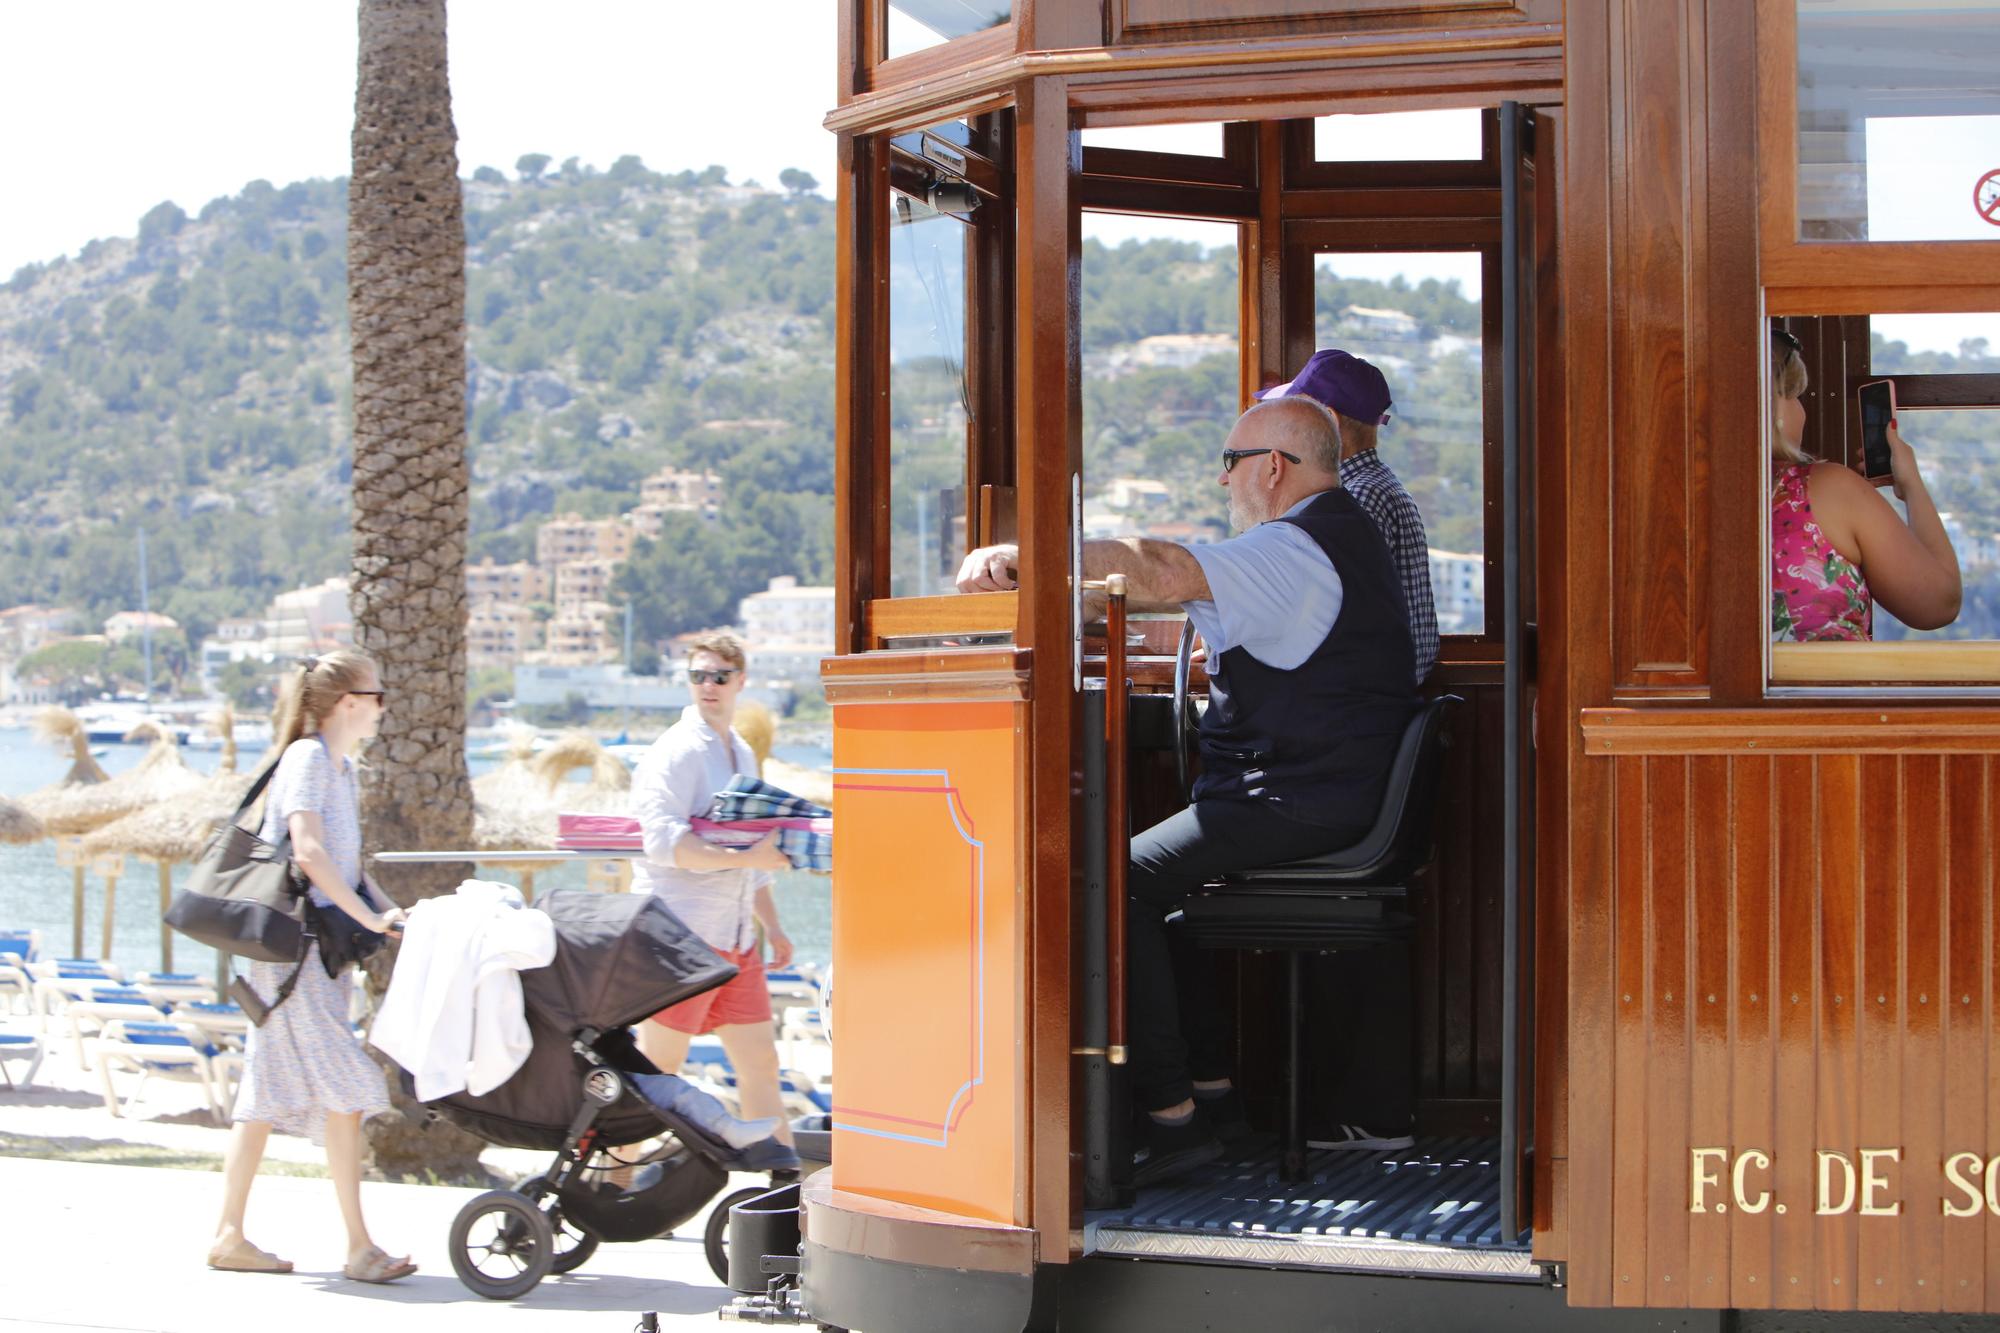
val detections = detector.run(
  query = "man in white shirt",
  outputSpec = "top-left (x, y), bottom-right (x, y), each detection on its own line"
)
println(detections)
top-left (630, 631), bottom-right (795, 1148)
top-left (958, 396), bottom-right (1418, 1186)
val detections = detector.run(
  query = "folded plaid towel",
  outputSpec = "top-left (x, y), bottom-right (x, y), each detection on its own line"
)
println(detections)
top-left (557, 781), bottom-right (834, 871)
top-left (708, 776), bottom-right (834, 872)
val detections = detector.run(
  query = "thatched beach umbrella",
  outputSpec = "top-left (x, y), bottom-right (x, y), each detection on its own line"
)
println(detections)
top-left (472, 727), bottom-right (559, 858)
top-left (22, 717), bottom-right (206, 836)
top-left (31, 706), bottom-right (108, 788)
top-left (25, 715), bottom-right (206, 961)
top-left (81, 764), bottom-right (253, 971)
top-left (0, 795), bottom-right (43, 846)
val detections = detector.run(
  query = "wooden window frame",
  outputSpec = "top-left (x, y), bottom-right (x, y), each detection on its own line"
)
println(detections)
top-left (1755, 0), bottom-right (2000, 317)
top-left (1756, 0), bottom-right (2000, 691)
top-left (1284, 224), bottom-right (1504, 659)
top-left (1766, 315), bottom-right (2000, 691)
top-left (1285, 108), bottom-right (1500, 191)
top-left (867, 2), bottom-right (1016, 97)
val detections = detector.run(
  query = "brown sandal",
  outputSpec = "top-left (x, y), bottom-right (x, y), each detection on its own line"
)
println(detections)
top-left (343, 1246), bottom-right (417, 1283)
top-left (207, 1239), bottom-right (294, 1273)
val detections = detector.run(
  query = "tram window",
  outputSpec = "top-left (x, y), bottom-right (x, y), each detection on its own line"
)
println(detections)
top-left (1080, 123), bottom-right (1227, 157)
top-left (1313, 108), bottom-right (1483, 162)
top-left (1793, 1), bottom-right (2000, 243)
top-left (888, 188), bottom-right (971, 597)
top-left (1768, 311), bottom-right (2000, 682)
top-left (1314, 251), bottom-right (1486, 634)
top-left (885, 0), bottom-right (1011, 59)
top-left (1079, 213), bottom-right (1240, 547)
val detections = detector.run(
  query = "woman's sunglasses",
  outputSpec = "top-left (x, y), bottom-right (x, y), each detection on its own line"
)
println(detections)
top-left (1221, 446), bottom-right (1303, 473)
top-left (1770, 326), bottom-right (1803, 355)
top-left (687, 668), bottom-right (740, 685)
top-left (347, 689), bottom-right (386, 703)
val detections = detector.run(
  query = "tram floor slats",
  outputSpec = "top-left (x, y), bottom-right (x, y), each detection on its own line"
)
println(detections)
top-left (1096, 1135), bottom-right (1525, 1252)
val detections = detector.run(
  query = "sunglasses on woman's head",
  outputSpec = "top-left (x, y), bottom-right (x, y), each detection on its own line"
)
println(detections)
top-left (1770, 327), bottom-right (1803, 355)
top-left (687, 668), bottom-right (739, 685)
top-left (1221, 446), bottom-right (1303, 473)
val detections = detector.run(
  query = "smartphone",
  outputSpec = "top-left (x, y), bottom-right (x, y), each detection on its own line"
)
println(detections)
top-left (1858, 379), bottom-right (1896, 484)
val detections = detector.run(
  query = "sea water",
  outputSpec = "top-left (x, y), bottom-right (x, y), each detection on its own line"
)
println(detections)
top-left (0, 727), bottom-right (831, 977)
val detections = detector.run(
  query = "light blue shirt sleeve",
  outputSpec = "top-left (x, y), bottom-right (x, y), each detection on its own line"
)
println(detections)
top-left (1184, 512), bottom-right (1343, 670)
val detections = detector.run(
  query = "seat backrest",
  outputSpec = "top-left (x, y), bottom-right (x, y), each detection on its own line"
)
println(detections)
top-left (1314, 694), bottom-right (1460, 883)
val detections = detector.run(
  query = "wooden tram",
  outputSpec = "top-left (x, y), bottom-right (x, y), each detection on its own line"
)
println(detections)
top-left (782, 2), bottom-right (2000, 1329)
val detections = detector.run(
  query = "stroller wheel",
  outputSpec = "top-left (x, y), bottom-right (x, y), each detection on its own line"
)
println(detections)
top-left (705, 1185), bottom-right (771, 1284)
top-left (518, 1176), bottom-right (602, 1276)
top-left (449, 1189), bottom-right (556, 1300)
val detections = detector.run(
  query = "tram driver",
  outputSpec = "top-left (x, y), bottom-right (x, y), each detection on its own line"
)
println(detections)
top-left (957, 394), bottom-right (1421, 1186)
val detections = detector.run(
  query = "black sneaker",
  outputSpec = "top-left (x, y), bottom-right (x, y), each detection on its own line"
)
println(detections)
top-left (1133, 1115), bottom-right (1223, 1188)
top-left (1307, 1123), bottom-right (1415, 1152)
top-left (1195, 1088), bottom-right (1254, 1146)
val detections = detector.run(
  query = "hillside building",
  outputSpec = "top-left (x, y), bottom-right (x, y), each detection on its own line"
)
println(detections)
top-left (1338, 304), bottom-right (1420, 339)
top-left (466, 557), bottom-right (547, 605)
top-left (103, 611), bottom-right (180, 642)
top-left (553, 559), bottom-right (618, 609)
top-left (266, 577), bottom-right (353, 656)
top-left (640, 466), bottom-right (724, 520)
top-left (0, 605), bottom-right (81, 657)
top-left (535, 514), bottom-right (634, 571)
top-left (537, 601), bottom-right (619, 666)
top-left (1428, 548), bottom-right (1485, 636)
top-left (739, 575), bottom-right (836, 684)
top-left (467, 599), bottom-right (541, 671)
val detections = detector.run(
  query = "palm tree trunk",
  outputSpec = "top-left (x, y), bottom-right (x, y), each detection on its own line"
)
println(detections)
top-left (348, 0), bottom-right (480, 1175)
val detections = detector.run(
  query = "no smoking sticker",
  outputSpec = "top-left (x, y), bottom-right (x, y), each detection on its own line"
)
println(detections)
top-left (1979, 168), bottom-right (2000, 227)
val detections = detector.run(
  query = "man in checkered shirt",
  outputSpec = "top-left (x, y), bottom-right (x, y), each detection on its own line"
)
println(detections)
top-left (1259, 349), bottom-right (1439, 683)
top-left (1256, 348), bottom-right (1437, 1153)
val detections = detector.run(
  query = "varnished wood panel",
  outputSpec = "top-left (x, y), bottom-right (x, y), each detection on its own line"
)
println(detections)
top-left (1570, 726), bottom-right (2000, 1313)
top-left (1110, 0), bottom-right (1559, 46)
top-left (1606, 0), bottom-right (1699, 690)
top-left (865, 592), bottom-right (1019, 644)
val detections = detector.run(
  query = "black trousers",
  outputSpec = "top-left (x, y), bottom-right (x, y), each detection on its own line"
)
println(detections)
top-left (1126, 798), bottom-right (1369, 1112)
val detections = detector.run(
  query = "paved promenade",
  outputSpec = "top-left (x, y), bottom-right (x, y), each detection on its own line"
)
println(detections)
top-left (0, 1025), bottom-right (756, 1331)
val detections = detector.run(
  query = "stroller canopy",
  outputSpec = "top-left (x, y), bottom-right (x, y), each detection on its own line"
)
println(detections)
top-left (524, 890), bottom-right (737, 1034)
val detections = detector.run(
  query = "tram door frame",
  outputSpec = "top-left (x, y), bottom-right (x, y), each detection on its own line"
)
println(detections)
top-left (1066, 101), bottom-right (1561, 1240)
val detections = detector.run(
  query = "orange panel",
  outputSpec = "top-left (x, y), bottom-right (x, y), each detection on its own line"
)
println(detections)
top-left (828, 700), bottom-right (1022, 1224)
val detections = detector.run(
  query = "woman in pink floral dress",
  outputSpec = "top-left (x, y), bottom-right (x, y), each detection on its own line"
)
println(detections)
top-left (1769, 326), bottom-right (1962, 641)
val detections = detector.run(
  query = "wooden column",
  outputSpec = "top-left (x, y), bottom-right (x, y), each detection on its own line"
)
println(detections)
top-left (833, 130), bottom-right (890, 655)
top-left (1013, 72), bottom-right (1081, 1255)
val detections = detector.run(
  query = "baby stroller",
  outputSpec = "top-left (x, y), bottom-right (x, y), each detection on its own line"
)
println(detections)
top-left (415, 890), bottom-right (821, 1300)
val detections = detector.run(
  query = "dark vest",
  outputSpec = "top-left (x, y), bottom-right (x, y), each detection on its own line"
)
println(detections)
top-left (1193, 488), bottom-right (1419, 827)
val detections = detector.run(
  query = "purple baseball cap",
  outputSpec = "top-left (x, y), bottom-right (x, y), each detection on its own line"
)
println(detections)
top-left (1256, 348), bottom-right (1393, 424)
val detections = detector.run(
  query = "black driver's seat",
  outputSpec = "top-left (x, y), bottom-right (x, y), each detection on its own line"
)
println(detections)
top-left (1175, 693), bottom-right (1458, 1178)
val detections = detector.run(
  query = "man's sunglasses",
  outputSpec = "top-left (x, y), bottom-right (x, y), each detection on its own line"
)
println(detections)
top-left (687, 668), bottom-right (740, 685)
top-left (1221, 446), bottom-right (1303, 473)
top-left (347, 690), bottom-right (386, 703)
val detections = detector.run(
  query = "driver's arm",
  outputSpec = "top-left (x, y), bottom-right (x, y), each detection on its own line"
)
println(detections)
top-left (956, 538), bottom-right (1210, 609)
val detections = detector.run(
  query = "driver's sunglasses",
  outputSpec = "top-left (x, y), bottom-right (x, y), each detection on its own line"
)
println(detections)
top-left (687, 668), bottom-right (740, 686)
top-left (1221, 446), bottom-right (1303, 473)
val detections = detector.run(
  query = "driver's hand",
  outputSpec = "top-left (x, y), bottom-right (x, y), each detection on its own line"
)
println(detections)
top-left (956, 544), bottom-right (1020, 593)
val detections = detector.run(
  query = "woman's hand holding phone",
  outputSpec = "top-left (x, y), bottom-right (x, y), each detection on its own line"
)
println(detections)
top-left (1886, 422), bottom-right (1921, 502)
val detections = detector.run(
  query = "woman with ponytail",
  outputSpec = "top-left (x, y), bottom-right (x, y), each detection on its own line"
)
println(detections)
top-left (207, 648), bottom-right (415, 1283)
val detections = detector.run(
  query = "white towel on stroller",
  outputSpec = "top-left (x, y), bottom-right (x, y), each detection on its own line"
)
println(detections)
top-left (370, 879), bottom-right (556, 1100)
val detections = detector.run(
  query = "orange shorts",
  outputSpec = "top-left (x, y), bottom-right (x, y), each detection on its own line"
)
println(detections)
top-left (648, 946), bottom-right (771, 1035)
